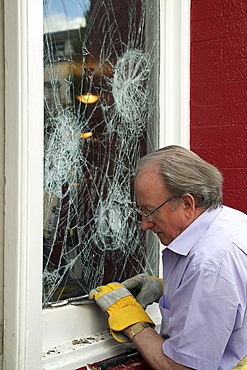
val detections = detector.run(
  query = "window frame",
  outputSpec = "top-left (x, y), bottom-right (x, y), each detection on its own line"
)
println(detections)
top-left (3, 0), bottom-right (190, 368)
top-left (4, 0), bottom-right (44, 368)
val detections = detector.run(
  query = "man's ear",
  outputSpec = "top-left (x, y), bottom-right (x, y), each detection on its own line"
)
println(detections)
top-left (181, 193), bottom-right (196, 218)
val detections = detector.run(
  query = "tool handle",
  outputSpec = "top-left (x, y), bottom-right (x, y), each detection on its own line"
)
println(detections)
top-left (97, 351), bottom-right (140, 370)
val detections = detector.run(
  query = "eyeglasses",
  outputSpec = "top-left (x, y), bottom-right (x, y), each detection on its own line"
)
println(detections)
top-left (134, 195), bottom-right (175, 222)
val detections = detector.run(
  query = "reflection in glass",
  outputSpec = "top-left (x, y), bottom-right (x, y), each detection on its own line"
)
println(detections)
top-left (43, 0), bottom-right (160, 307)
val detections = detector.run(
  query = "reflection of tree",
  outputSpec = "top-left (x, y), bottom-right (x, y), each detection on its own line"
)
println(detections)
top-left (63, 11), bottom-right (92, 105)
top-left (70, 10), bottom-right (91, 60)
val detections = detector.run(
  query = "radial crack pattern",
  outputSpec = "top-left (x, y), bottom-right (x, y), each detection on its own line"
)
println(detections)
top-left (43, 0), bottom-right (159, 307)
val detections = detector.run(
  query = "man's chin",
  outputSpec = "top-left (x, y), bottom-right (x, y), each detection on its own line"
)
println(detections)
top-left (157, 232), bottom-right (165, 242)
top-left (157, 233), bottom-right (171, 246)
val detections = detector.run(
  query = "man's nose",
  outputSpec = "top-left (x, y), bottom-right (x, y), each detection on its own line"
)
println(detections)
top-left (141, 216), bottom-right (155, 230)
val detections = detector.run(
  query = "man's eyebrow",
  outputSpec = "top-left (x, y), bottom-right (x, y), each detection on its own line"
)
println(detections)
top-left (138, 203), bottom-right (153, 209)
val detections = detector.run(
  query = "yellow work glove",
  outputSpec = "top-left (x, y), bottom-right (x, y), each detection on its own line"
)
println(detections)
top-left (89, 283), bottom-right (155, 342)
top-left (122, 273), bottom-right (163, 309)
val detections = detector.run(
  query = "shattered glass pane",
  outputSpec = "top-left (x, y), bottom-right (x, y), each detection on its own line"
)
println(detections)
top-left (43, 0), bottom-right (160, 307)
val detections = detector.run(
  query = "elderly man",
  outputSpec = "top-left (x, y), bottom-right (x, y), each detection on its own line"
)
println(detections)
top-left (90, 146), bottom-right (247, 370)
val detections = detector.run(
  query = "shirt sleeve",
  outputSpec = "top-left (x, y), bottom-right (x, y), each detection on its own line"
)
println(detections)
top-left (162, 266), bottom-right (239, 370)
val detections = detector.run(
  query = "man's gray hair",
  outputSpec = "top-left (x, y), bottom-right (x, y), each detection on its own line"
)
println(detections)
top-left (136, 145), bottom-right (223, 210)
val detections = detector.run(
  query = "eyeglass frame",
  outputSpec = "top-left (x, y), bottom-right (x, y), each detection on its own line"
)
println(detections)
top-left (134, 195), bottom-right (175, 222)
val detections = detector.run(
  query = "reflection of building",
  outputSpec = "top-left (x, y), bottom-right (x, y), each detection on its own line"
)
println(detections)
top-left (44, 29), bottom-right (87, 110)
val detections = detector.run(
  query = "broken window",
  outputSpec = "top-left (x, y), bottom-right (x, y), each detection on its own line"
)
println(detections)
top-left (43, 0), bottom-right (160, 307)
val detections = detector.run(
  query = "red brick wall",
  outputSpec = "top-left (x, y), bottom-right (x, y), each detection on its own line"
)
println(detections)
top-left (190, 0), bottom-right (247, 213)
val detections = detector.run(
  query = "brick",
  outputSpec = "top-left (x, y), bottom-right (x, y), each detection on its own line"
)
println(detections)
top-left (191, 40), bottom-right (223, 63)
top-left (190, 103), bottom-right (224, 126)
top-left (189, 147), bottom-right (227, 170)
top-left (219, 103), bottom-right (247, 124)
top-left (190, 146), bottom-right (247, 170)
top-left (190, 60), bottom-right (225, 83)
top-left (191, 17), bottom-right (227, 42)
top-left (191, 101), bottom-right (247, 126)
top-left (222, 168), bottom-right (247, 189)
top-left (222, 81), bottom-right (247, 104)
top-left (191, 13), bottom-right (247, 42)
top-left (223, 125), bottom-right (247, 146)
top-left (191, 0), bottom-right (223, 20)
top-left (223, 1), bottom-right (247, 16)
top-left (223, 36), bottom-right (247, 59)
top-left (222, 14), bottom-right (247, 38)
top-left (221, 146), bottom-right (247, 168)
top-left (221, 59), bottom-right (247, 82)
top-left (191, 82), bottom-right (222, 105)
top-left (223, 190), bottom-right (247, 213)
top-left (190, 126), bottom-right (223, 148)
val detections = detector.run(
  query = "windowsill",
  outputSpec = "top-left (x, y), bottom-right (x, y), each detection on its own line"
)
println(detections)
top-left (42, 302), bottom-right (161, 370)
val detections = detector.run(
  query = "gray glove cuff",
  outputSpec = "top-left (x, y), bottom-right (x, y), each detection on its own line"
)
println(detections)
top-left (122, 272), bottom-right (163, 309)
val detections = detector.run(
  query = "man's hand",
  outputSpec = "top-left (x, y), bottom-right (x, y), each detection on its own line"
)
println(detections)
top-left (122, 273), bottom-right (163, 308)
top-left (89, 282), bottom-right (154, 342)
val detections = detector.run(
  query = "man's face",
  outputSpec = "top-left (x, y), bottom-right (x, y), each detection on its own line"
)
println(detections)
top-left (134, 167), bottom-right (194, 246)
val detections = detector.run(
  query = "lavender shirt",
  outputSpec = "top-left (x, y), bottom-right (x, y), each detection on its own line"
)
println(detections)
top-left (159, 206), bottom-right (247, 370)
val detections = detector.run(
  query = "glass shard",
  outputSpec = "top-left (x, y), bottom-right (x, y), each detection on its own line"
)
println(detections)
top-left (43, 0), bottom-right (160, 307)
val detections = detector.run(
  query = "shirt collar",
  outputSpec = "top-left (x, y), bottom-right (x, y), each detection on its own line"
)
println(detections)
top-left (163, 206), bottom-right (223, 256)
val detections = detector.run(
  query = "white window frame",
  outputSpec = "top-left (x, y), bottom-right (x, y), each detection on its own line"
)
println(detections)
top-left (160, 0), bottom-right (190, 148)
top-left (3, 0), bottom-right (190, 369)
top-left (4, 0), bottom-right (44, 368)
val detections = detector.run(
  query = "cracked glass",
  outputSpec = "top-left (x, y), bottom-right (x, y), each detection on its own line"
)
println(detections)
top-left (43, 0), bottom-right (160, 307)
